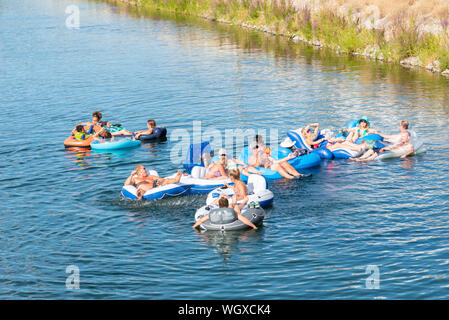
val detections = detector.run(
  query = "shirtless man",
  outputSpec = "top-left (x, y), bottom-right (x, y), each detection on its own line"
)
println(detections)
top-left (378, 120), bottom-right (410, 144)
top-left (352, 131), bottom-right (414, 161)
top-left (124, 165), bottom-right (182, 200)
top-left (301, 123), bottom-right (326, 149)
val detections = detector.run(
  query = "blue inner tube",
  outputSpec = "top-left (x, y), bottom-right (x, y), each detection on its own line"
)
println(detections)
top-left (137, 127), bottom-right (167, 142)
top-left (238, 146), bottom-right (320, 180)
top-left (91, 139), bottom-right (141, 150)
top-left (287, 129), bottom-right (333, 160)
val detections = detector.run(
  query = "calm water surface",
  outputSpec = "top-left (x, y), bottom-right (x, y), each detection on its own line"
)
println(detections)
top-left (1, 0), bottom-right (449, 299)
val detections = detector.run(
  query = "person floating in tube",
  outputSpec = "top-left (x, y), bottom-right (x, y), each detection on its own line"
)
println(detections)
top-left (134, 119), bottom-right (157, 140)
top-left (124, 165), bottom-right (183, 200)
top-left (301, 123), bottom-right (327, 149)
top-left (71, 110), bottom-right (103, 136)
top-left (280, 137), bottom-right (309, 157)
top-left (193, 186), bottom-right (258, 230)
top-left (248, 141), bottom-right (305, 179)
top-left (350, 131), bottom-right (414, 161)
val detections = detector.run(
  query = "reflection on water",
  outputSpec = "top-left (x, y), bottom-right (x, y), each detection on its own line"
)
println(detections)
top-left (0, 0), bottom-right (448, 299)
top-left (195, 228), bottom-right (263, 261)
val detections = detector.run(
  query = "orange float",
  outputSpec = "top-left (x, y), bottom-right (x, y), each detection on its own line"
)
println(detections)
top-left (63, 135), bottom-right (94, 148)
top-left (63, 123), bottom-right (102, 148)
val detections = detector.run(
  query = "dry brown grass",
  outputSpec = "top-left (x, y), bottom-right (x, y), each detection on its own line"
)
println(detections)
top-left (333, 0), bottom-right (449, 19)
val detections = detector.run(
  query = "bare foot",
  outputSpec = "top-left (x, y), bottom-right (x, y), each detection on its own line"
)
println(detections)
top-left (174, 170), bottom-right (182, 183)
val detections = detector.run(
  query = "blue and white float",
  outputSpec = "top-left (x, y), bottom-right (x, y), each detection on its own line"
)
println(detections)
top-left (121, 170), bottom-right (190, 200)
top-left (238, 146), bottom-right (320, 180)
top-left (178, 165), bottom-right (231, 194)
top-left (206, 174), bottom-right (274, 208)
top-left (91, 138), bottom-right (141, 150)
top-left (287, 128), bottom-right (334, 160)
top-left (183, 142), bottom-right (212, 174)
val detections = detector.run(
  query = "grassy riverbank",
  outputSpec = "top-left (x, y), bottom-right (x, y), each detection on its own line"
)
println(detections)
top-left (108, 0), bottom-right (449, 76)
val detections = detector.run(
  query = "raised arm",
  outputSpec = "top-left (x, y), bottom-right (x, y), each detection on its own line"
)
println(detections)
top-left (124, 170), bottom-right (137, 186)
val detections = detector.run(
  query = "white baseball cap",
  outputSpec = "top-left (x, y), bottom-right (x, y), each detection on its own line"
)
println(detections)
top-left (280, 137), bottom-right (295, 148)
top-left (218, 148), bottom-right (227, 155)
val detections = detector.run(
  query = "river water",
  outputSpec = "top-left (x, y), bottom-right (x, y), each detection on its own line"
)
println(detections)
top-left (1, 0), bottom-right (448, 299)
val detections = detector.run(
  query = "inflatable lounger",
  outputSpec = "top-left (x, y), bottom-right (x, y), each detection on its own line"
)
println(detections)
top-left (121, 170), bottom-right (190, 200)
top-left (206, 174), bottom-right (274, 208)
top-left (173, 166), bottom-right (231, 194)
top-left (287, 128), bottom-right (334, 160)
top-left (182, 141), bottom-right (211, 174)
top-left (377, 130), bottom-right (426, 160)
top-left (194, 206), bottom-right (264, 231)
top-left (238, 146), bottom-right (320, 180)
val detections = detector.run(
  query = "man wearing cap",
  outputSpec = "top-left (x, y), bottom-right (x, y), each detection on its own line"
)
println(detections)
top-left (301, 123), bottom-right (326, 149)
top-left (280, 137), bottom-right (309, 157)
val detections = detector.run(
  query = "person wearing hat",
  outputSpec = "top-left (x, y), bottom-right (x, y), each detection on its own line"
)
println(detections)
top-left (204, 148), bottom-right (262, 180)
top-left (301, 123), bottom-right (327, 149)
top-left (280, 137), bottom-right (310, 157)
top-left (341, 116), bottom-right (378, 143)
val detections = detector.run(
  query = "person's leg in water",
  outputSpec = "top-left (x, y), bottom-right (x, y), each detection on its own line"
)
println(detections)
top-left (156, 170), bottom-right (182, 185)
top-left (350, 149), bottom-right (373, 161)
top-left (353, 149), bottom-right (378, 161)
top-left (270, 162), bottom-right (295, 179)
top-left (278, 161), bottom-right (304, 177)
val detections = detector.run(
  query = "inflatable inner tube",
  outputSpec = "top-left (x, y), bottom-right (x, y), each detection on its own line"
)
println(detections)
top-left (176, 166), bottom-right (231, 194)
top-left (238, 146), bottom-right (320, 180)
top-left (138, 127), bottom-right (167, 142)
top-left (91, 138), bottom-right (141, 150)
top-left (195, 206), bottom-right (264, 231)
top-left (287, 128), bottom-right (333, 160)
top-left (206, 174), bottom-right (274, 208)
top-left (64, 136), bottom-right (94, 148)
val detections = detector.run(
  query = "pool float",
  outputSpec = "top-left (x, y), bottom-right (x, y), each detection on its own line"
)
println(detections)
top-left (91, 138), bottom-right (141, 150)
top-left (206, 174), bottom-right (274, 208)
top-left (176, 165), bottom-right (231, 194)
top-left (287, 128), bottom-right (334, 160)
top-left (63, 135), bottom-right (94, 148)
top-left (121, 170), bottom-right (190, 200)
top-left (183, 141), bottom-right (212, 174)
top-left (137, 127), bottom-right (167, 142)
top-left (194, 206), bottom-right (264, 231)
top-left (377, 130), bottom-right (425, 160)
top-left (238, 146), bottom-right (320, 180)
top-left (330, 119), bottom-right (386, 159)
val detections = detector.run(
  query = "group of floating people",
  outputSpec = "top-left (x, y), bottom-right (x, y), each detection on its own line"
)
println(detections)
top-left (65, 112), bottom-right (424, 231)
top-left (64, 110), bottom-right (167, 148)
